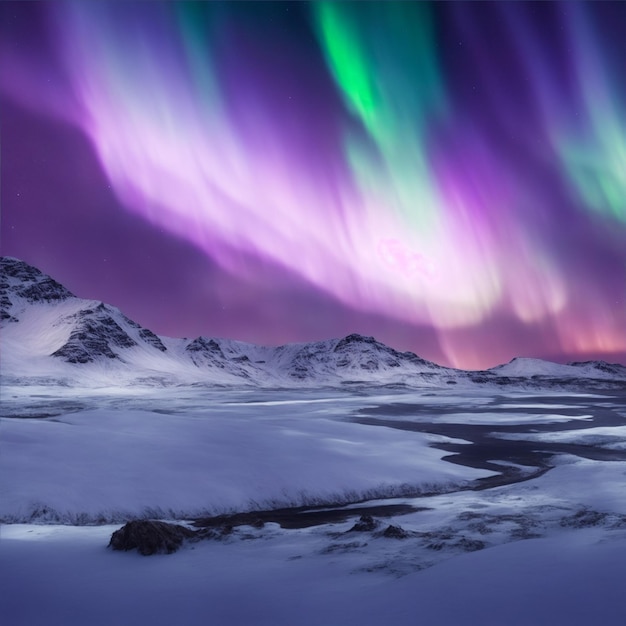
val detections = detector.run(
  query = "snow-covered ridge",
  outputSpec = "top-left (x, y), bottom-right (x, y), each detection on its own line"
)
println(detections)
top-left (489, 356), bottom-right (626, 380)
top-left (1, 257), bottom-right (625, 389)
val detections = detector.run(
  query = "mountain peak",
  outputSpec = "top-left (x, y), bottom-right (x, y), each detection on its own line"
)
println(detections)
top-left (1, 257), bottom-right (75, 324)
top-left (51, 305), bottom-right (138, 364)
top-left (1, 256), bottom-right (75, 304)
top-left (2, 256), bottom-right (625, 389)
top-left (334, 333), bottom-right (381, 351)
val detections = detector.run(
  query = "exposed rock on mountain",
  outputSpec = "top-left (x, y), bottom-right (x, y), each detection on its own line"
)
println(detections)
top-left (1, 256), bottom-right (625, 390)
top-left (51, 304), bottom-right (138, 364)
top-left (1, 256), bottom-right (74, 323)
top-left (569, 361), bottom-right (626, 377)
top-left (1, 257), bottom-right (74, 299)
top-left (185, 337), bottom-right (226, 367)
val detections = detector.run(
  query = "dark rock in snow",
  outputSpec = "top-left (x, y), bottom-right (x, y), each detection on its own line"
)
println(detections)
top-left (4, 256), bottom-right (626, 391)
top-left (52, 307), bottom-right (137, 363)
top-left (382, 524), bottom-right (410, 539)
top-left (185, 337), bottom-right (227, 367)
top-left (334, 334), bottom-right (378, 352)
top-left (290, 365), bottom-right (309, 379)
top-left (569, 360), bottom-right (626, 377)
top-left (186, 337), bottom-right (224, 356)
top-left (138, 328), bottom-right (168, 352)
top-left (360, 360), bottom-right (378, 371)
top-left (560, 509), bottom-right (608, 528)
top-left (17, 278), bottom-right (74, 303)
top-left (124, 315), bottom-right (168, 352)
top-left (332, 333), bottom-right (437, 374)
top-left (455, 536), bottom-right (486, 552)
top-left (0, 287), bottom-right (18, 323)
top-left (349, 515), bottom-right (380, 533)
top-left (1, 257), bottom-right (74, 302)
top-left (109, 520), bottom-right (196, 555)
top-left (1, 257), bottom-right (74, 323)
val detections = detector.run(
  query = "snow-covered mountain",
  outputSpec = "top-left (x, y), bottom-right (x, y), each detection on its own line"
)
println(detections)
top-left (489, 356), bottom-right (626, 380)
top-left (1, 256), bottom-right (625, 389)
top-left (0, 257), bottom-right (457, 387)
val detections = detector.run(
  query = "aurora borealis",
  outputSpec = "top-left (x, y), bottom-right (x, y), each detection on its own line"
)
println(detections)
top-left (2, 1), bottom-right (625, 369)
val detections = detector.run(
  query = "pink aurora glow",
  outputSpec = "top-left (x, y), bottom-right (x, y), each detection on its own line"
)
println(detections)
top-left (1, 1), bottom-right (624, 368)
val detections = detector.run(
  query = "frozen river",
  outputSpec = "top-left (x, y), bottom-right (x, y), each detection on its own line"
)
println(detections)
top-left (2, 385), bottom-right (626, 625)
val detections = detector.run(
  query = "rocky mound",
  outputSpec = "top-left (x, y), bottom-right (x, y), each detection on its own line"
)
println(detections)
top-left (108, 520), bottom-right (196, 556)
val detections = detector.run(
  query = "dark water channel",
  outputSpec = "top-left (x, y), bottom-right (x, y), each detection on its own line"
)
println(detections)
top-left (352, 392), bottom-right (626, 490)
top-left (195, 392), bottom-right (626, 530)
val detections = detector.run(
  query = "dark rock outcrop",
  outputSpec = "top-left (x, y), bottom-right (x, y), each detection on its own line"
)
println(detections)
top-left (569, 361), bottom-right (626, 377)
top-left (0, 283), bottom-right (17, 323)
top-left (52, 305), bottom-right (138, 363)
top-left (185, 337), bottom-right (226, 367)
top-left (382, 524), bottom-right (410, 539)
top-left (121, 314), bottom-right (168, 352)
top-left (1, 257), bottom-right (74, 303)
top-left (186, 337), bottom-right (224, 356)
top-left (560, 509), bottom-right (608, 528)
top-left (108, 520), bottom-right (196, 555)
top-left (1, 257), bottom-right (74, 323)
top-left (348, 514), bottom-right (380, 533)
top-left (17, 278), bottom-right (74, 303)
top-left (2, 257), bottom-right (168, 359)
top-left (335, 333), bottom-right (375, 348)
top-left (333, 333), bottom-right (439, 373)
top-left (138, 328), bottom-right (168, 352)
top-left (455, 536), bottom-right (485, 552)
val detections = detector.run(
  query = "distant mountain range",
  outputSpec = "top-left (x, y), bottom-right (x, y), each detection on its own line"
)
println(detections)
top-left (1, 256), bottom-right (625, 390)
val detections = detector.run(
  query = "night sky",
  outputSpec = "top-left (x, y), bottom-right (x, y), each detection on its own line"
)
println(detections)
top-left (2, 1), bottom-right (625, 369)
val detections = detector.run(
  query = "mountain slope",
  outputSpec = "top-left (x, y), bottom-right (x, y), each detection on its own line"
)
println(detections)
top-left (488, 357), bottom-right (626, 381)
top-left (1, 257), bottom-right (625, 390)
top-left (0, 257), bottom-right (456, 387)
top-left (1, 256), bottom-right (74, 323)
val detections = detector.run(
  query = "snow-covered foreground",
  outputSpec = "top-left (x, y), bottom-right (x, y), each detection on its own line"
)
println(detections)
top-left (0, 387), bottom-right (496, 523)
top-left (0, 524), bottom-right (625, 626)
top-left (1, 386), bottom-right (626, 625)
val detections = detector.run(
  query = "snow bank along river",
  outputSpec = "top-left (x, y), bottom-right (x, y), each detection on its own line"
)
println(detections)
top-left (1, 386), bottom-right (626, 625)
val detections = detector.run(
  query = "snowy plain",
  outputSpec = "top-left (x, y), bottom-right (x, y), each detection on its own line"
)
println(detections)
top-left (2, 384), bottom-right (626, 626)
top-left (0, 386), bottom-right (498, 523)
